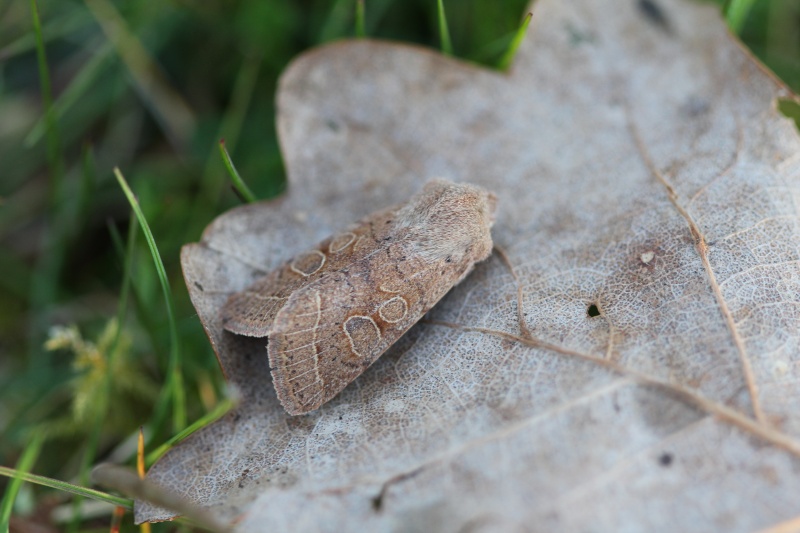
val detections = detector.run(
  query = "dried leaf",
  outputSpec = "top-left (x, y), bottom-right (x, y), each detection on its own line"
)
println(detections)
top-left (137, 0), bottom-right (800, 530)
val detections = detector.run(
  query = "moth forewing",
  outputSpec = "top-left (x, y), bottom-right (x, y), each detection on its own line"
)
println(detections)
top-left (268, 244), bottom-right (479, 415)
top-left (220, 179), bottom-right (497, 415)
top-left (220, 206), bottom-right (398, 337)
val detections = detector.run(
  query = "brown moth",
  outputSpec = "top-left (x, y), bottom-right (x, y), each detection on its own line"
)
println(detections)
top-left (221, 179), bottom-right (497, 415)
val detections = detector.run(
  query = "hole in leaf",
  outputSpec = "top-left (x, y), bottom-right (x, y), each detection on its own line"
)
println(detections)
top-left (778, 98), bottom-right (800, 132)
top-left (587, 303), bottom-right (600, 317)
top-left (637, 0), bottom-right (672, 33)
top-left (372, 493), bottom-right (384, 512)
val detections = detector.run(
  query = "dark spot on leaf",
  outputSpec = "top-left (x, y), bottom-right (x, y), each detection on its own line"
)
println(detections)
top-left (325, 118), bottom-right (340, 131)
top-left (372, 493), bottom-right (383, 512)
top-left (638, 0), bottom-right (672, 34)
top-left (587, 303), bottom-right (601, 317)
top-left (194, 281), bottom-right (204, 291)
top-left (659, 452), bottom-right (673, 467)
top-left (565, 22), bottom-right (596, 46)
top-left (681, 95), bottom-right (710, 117)
top-left (445, 256), bottom-right (452, 263)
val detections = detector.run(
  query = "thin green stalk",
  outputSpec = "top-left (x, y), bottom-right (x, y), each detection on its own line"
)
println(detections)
top-left (107, 221), bottom-right (169, 372)
top-left (190, 53), bottom-right (261, 227)
top-left (497, 12), bottom-right (532, 71)
top-left (0, 10), bottom-right (89, 62)
top-left (436, 0), bottom-right (453, 56)
top-left (25, 42), bottom-right (114, 147)
top-left (30, 0), bottom-right (64, 199)
top-left (84, 0), bottom-right (195, 150)
top-left (114, 168), bottom-right (186, 433)
top-left (726, 0), bottom-right (756, 34)
top-left (27, 0), bottom-right (68, 369)
top-left (0, 466), bottom-right (131, 509)
top-left (92, 465), bottom-right (224, 532)
top-left (77, 144), bottom-right (97, 229)
top-left (68, 208), bottom-right (137, 532)
top-left (146, 395), bottom-right (238, 465)
top-left (355, 0), bottom-right (366, 38)
top-left (0, 433), bottom-right (44, 532)
top-left (219, 140), bottom-right (257, 203)
top-left (319, 0), bottom-right (353, 43)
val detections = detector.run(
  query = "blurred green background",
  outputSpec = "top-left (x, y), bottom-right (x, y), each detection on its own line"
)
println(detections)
top-left (0, 0), bottom-right (798, 531)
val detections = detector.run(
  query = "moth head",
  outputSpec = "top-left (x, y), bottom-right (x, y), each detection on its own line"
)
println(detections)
top-left (398, 178), bottom-right (497, 263)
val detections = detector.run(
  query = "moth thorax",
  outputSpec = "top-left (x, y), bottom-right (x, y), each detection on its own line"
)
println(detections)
top-left (397, 180), bottom-right (496, 263)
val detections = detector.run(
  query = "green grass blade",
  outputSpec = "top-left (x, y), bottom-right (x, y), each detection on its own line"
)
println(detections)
top-left (30, 0), bottom-right (64, 198)
top-left (68, 207), bottom-right (137, 532)
top-left (84, 0), bottom-right (195, 150)
top-left (146, 394), bottom-right (238, 465)
top-left (437, 0), bottom-right (453, 56)
top-left (27, 0), bottom-right (68, 370)
top-left (355, 0), bottom-right (366, 38)
top-left (497, 12), bottom-right (532, 71)
top-left (0, 466), bottom-right (131, 509)
top-left (319, 0), bottom-right (354, 43)
top-left (92, 465), bottom-right (224, 531)
top-left (0, 11), bottom-right (89, 62)
top-left (114, 168), bottom-right (186, 433)
top-left (0, 433), bottom-right (44, 532)
top-left (25, 42), bottom-right (114, 147)
top-left (219, 139), bottom-right (258, 203)
top-left (77, 143), bottom-right (97, 228)
top-left (190, 53), bottom-right (261, 224)
top-left (726, 0), bottom-right (756, 34)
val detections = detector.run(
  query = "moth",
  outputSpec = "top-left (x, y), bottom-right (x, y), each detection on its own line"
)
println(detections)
top-left (221, 179), bottom-right (497, 415)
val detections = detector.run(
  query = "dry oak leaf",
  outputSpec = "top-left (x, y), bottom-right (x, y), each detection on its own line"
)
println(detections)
top-left (137, 0), bottom-right (800, 531)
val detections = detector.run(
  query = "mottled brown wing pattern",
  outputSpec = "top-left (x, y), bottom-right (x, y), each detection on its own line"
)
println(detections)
top-left (221, 179), bottom-right (496, 415)
top-left (267, 240), bottom-right (479, 415)
top-left (220, 206), bottom-right (398, 337)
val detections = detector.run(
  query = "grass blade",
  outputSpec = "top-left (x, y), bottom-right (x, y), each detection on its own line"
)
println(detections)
top-left (437, 0), bottom-right (453, 56)
top-left (146, 394), bottom-right (238, 465)
top-left (30, 0), bottom-right (64, 194)
top-left (355, 0), bottom-right (366, 38)
top-left (190, 53), bottom-right (261, 226)
top-left (497, 12), bottom-right (532, 71)
top-left (68, 206), bottom-right (136, 533)
top-left (219, 139), bottom-right (258, 203)
top-left (0, 466), bottom-right (131, 509)
top-left (25, 42), bottom-right (114, 147)
top-left (0, 433), bottom-right (44, 531)
top-left (726, 0), bottom-right (757, 34)
top-left (84, 0), bottom-right (195, 150)
top-left (92, 465), bottom-right (225, 532)
top-left (27, 0), bottom-right (68, 370)
top-left (113, 168), bottom-right (186, 433)
top-left (136, 428), bottom-right (152, 533)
